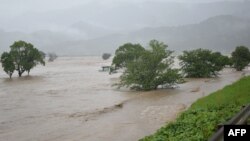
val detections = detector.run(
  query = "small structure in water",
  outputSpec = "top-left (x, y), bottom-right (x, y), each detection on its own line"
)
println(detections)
top-left (100, 66), bottom-right (117, 74)
top-left (101, 66), bottom-right (111, 72)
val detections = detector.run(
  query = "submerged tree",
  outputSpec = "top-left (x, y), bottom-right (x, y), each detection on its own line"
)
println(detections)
top-left (0, 52), bottom-right (15, 78)
top-left (114, 40), bottom-right (182, 91)
top-left (48, 52), bottom-right (57, 62)
top-left (102, 53), bottom-right (111, 60)
top-left (231, 46), bottom-right (250, 71)
top-left (179, 49), bottom-right (229, 78)
top-left (1, 40), bottom-right (45, 77)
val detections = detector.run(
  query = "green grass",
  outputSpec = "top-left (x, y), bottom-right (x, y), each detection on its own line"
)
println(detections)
top-left (140, 76), bottom-right (250, 141)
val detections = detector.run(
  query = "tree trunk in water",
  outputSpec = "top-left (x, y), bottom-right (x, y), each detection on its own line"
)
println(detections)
top-left (28, 70), bottom-right (30, 76)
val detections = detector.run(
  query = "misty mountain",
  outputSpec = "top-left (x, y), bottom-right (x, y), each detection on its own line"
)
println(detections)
top-left (0, 30), bottom-right (74, 53)
top-left (2, 0), bottom-right (250, 33)
top-left (128, 15), bottom-right (250, 53)
top-left (1, 15), bottom-right (250, 56)
top-left (70, 21), bottom-right (116, 39)
top-left (47, 15), bottom-right (250, 55)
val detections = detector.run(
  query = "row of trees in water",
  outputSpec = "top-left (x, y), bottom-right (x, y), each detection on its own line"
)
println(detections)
top-left (0, 40), bottom-right (57, 78)
top-left (1, 40), bottom-right (249, 91)
top-left (111, 40), bottom-right (250, 90)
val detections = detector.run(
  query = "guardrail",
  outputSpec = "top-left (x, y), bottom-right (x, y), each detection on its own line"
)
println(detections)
top-left (208, 104), bottom-right (250, 141)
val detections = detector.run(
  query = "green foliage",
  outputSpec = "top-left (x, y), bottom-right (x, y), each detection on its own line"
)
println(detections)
top-left (140, 76), bottom-right (250, 141)
top-left (112, 43), bottom-right (145, 69)
top-left (0, 52), bottom-right (15, 78)
top-left (191, 76), bottom-right (250, 108)
top-left (231, 46), bottom-right (250, 71)
top-left (1, 40), bottom-right (45, 77)
top-left (114, 40), bottom-right (182, 91)
top-left (23, 47), bottom-right (45, 75)
top-left (179, 49), bottom-right (229, 78)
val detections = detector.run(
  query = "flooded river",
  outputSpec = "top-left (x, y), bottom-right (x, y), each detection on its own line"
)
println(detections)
top-left (0, 57), bottom-right (248, 141)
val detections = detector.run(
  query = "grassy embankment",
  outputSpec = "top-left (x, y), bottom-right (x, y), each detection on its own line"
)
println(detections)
top-left (140, 76), bottom-right (250, 141)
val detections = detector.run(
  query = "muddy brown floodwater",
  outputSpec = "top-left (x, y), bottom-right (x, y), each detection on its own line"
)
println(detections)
top-left (0, 57), bottom-right (249, 141)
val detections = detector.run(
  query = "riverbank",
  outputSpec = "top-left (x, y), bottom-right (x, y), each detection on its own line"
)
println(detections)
top-left (0, 57), bottom-right (249, 141)
top-left (141, 75), bottom-right (250, 141)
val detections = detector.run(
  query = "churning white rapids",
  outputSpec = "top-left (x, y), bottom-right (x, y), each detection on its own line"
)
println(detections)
top-left (0, 56), bottom-right (249, 141)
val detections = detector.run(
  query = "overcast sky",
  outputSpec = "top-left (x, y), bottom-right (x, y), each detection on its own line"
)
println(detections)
top-left (0, 0), bottom-right (243, 16)
top-left (0, 0), bottom-right (247, 33)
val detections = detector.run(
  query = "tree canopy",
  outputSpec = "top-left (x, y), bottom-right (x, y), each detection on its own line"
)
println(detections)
top-left (113, 40), bottom-right (182, 91)
top-left (1, 40), bottom-right (45, 78)
top-left (0, 52), bottom-right (15, 78)
top-left (231, 46), bottom-right (250, 71)
top-left (112, 43), bottom-right (145, 69)
top-left (179, 48), bottom-right (230, 78)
